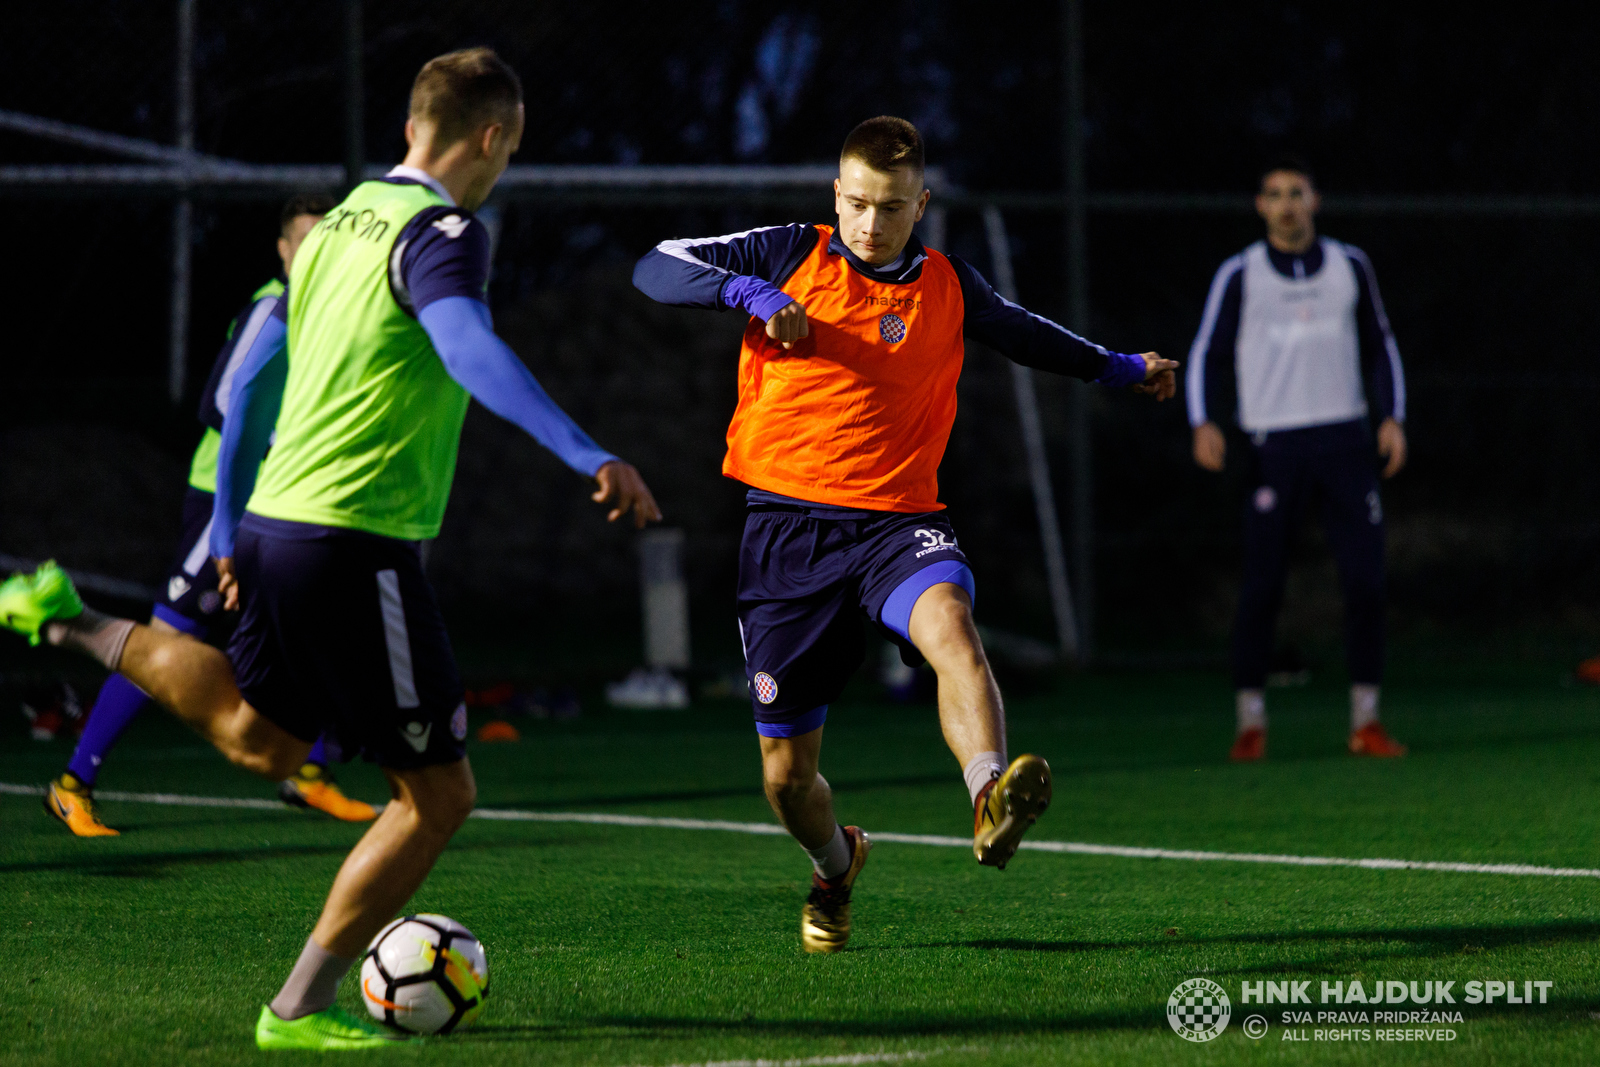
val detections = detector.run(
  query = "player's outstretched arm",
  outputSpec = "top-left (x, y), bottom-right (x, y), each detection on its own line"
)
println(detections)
top-left (950, 254), bottom-right (1176, 398)
top-left (211, 313), bottom-right (289, 608)
top-left (418, 295), bottom-right (661, 528)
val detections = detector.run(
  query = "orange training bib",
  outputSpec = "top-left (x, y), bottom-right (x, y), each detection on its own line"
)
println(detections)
top-left (722, 225), bottom-right (965, 512)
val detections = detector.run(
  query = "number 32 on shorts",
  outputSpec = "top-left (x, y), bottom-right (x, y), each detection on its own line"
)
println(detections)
top-left (913, 528), bottom-right (957, 559)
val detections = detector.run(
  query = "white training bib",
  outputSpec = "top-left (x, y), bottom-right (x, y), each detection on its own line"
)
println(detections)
top-left (1235, 238), bottom-right (1365, 433)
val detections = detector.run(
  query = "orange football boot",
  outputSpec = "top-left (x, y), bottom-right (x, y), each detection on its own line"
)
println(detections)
top-left (44, 774), bottom-right (119, 837)
top-left (278, 767), bottom-right (378, 821)
top-left (1349, 722), bottom-right (1408, 758)
top-left (1229, 727), bottom-right (1266, 762)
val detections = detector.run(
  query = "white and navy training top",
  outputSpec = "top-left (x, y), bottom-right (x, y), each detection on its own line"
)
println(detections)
top-left (1185, 237), bottom-right (1406, 434)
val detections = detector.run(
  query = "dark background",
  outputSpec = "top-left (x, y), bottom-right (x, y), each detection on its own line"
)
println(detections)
top-left (5, 1), bottom-right (1600, 683)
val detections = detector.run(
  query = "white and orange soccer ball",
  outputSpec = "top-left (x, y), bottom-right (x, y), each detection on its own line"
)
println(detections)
top-left (359, 913), bottom-right (488, 1035)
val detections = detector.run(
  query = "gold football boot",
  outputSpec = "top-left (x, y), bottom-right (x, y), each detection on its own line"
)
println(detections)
top-left (800, 825), bottom-right (871, 953)
top-left (973, 754), bottom-right (1051, 869)
top-left (44, 773), bottom-right (119, 837)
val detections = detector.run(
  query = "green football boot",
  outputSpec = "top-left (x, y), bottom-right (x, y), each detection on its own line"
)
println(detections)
top-left (255, 1004), bottom-right (411, 1050)
top-left (0, 561), bottom-right (84, 646)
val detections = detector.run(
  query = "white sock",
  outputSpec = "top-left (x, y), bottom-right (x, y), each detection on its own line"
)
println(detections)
top-left (803, 824), bottom-right (853, 881)
top-left (1236, 689), bottom-right (1266, 733)
top-left (269, 937), bottom-right (355, 1021)
top-left (963, 751), bottom-right (1005, 806)
top-left (1351, 684), bottom-right (1380, 731)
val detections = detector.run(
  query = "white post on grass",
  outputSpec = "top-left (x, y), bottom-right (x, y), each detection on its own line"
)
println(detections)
top-left (982, 205), bottom-right (1080, 661)
top-left (169, 0), bottom-right (196, 405)
top-left (639, 528), bottom-right (690, 671)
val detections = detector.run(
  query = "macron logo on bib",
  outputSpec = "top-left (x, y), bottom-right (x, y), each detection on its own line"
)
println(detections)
top-left (431, 214), bottom-right (469, 239)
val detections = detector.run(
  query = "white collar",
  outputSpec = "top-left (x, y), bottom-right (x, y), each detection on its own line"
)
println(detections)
top-left (385, 165), bottom-right (455, 206)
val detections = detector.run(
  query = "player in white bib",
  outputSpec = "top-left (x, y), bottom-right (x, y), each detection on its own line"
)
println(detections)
top-left (1186, 157), bottom-right (1409, 761)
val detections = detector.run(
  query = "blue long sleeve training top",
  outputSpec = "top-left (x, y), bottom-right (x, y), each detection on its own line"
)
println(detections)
top-left (632, 223), bottom-right (1148, 388)
top-left (197, 278), bottom-right (284, 432)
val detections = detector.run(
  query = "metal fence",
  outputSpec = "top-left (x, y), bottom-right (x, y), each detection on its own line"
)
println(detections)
top-left (7, 1), bottom-right (1600, 665)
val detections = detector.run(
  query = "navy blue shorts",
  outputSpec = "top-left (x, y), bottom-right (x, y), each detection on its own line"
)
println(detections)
top-left (154, 488), bottom-right (228, 637)
top-left (738, 506), bottom-right (975, 737)
top-left (1233, 419), bottom-right (1386, 688)
top-left (227, 514), bottom-right (466, 769)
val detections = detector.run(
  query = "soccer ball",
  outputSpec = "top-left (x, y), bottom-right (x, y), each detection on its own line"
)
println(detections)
top-left (359, 913), bottom-right (488, 1035)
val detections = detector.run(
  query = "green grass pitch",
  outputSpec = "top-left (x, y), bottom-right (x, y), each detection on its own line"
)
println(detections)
top-left (4, 665), bottom-right (1600, 1065)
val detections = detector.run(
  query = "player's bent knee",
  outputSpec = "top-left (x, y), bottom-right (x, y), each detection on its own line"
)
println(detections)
top-left (763, 758), bottom-right (823, 807)
top-left (915, 599), bottom-right (986, 670)
top-left (234, 740), bottom-right (307, 781)
top-left (765, 768), bottom-right (818, 802)
top-left (217, 703), bottom-right (312, 780)
top-left (761, 741), bottom-right (819, 789)
top-left (223, 744), bottom-right (302, 781)
top-left (391, 760), bottom-right (477, 834)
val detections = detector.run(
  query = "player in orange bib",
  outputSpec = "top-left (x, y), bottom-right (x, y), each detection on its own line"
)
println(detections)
top-left (635, 117), bottom-right (1177, 952)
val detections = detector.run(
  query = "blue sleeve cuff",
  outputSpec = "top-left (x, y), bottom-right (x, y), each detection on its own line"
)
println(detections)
top-left (721, 274), bottom-right (794, 321)
top-left (1095, 351), bottom-right (1147, 389)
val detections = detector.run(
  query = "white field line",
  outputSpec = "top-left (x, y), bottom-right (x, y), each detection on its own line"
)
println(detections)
top-left (621, 1052), bottom-right (939, 1067)
top-left (2, 781), bottom-right (283, 810)
top-left (5, 781), bottom-right (1597, 879)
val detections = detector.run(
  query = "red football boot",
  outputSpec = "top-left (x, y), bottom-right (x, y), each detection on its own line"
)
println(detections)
top-left (1229, 727), bottom-right (1266, 762)
top-left (1349, 721), bottom-right (1408, 758)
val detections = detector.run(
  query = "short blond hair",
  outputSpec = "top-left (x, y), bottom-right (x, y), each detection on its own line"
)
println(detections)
top-left (409, 48), bottom-right (522, 147)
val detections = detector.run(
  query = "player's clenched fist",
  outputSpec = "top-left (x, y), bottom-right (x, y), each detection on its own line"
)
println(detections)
top-left (592, 460), bottom-right (663, 528)
top-left (1129, 352), bottom-right (1179, 402)
top-left (766, 300), bottom-right (810, 350)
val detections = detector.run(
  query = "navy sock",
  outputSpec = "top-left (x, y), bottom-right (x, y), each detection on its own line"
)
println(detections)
top-left (305, 735), bottom-right (327, 768)
top-left (66, 674), bottom-right (151, 786)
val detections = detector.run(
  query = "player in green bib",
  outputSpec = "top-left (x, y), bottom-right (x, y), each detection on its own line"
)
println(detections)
top-left (0, 49), bottom-right (658, 1051)
top-left (247, 177), bottom-right (472, 539)
top-left (187, 276), bottom-right (285, 496)
top-left (45, 195), bottom-right (378, 837)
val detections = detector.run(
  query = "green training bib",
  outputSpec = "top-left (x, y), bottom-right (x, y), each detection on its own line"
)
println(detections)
top-left (247, 181), bottom-right (472, 540)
